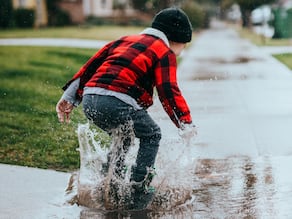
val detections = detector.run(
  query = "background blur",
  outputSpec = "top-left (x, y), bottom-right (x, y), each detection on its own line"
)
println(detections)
top-left (1, 0), bottom-right (292, 38)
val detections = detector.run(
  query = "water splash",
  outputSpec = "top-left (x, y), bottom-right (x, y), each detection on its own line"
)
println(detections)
top-left (66, 122), bottom-right (197, 212)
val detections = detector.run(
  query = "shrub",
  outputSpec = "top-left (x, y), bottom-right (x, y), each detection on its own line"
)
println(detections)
top-left (48, 8), bottom-right (71, 26)
top-left (46, 0), bottom-right (71, 27)
top-left (14, 8), bottom-right (35, 28)
top-left (0, 0), bottom-right (13, 28)
top-left (181, 1), bottom-right (207, 30)
top-left (85, 15), bottom-right (148, 27)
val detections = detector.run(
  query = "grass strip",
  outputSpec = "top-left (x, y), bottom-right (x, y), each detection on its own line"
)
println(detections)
top-left (0, 46), bottom-right (111, 171)
top-left (0, 26), bottom-right (145, 40)
top-left (273, 53), bottom-right (292, 70)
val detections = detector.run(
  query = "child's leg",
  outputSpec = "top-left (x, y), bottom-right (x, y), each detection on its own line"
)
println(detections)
top-left (83, 94), bottom-right (161, 183)
top-left (107, 125), bottom-right (133, 178)
top-left (130, 110), bottom-right (161, 184)
top-left (83, 94), bottom-right (135, 177)
top-left (127, 110), bottom-right (161, 209)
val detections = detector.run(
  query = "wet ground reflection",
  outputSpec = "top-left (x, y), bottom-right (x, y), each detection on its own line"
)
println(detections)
top-left (191, 55), bottom-right (266, 81)
top-left (192, 156), bottom-right (273, 218)
top-left (79, 155), bottom-right (292, 219)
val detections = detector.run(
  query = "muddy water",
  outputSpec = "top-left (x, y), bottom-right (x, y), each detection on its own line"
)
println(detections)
top-left (78, 156), bottom-right (292, 219)
top-left (67, 124), bottom-right (292, 219)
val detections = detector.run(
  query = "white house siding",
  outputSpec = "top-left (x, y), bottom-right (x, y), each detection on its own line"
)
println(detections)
top-left (83, 0), bottom-right (113, 17)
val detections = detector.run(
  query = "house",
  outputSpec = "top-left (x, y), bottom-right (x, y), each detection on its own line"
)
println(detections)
top-left (83, 0), bottom-right (114, 17)
top-left (12, 0), bottom-right (48, 27)
top-left (83, 0), bottom-right (134, 17)
top-left (12, 0), bottom-right (138, 27)
top-left (57, 0), bottom-right (85, 24)
top-left (58, 0), bottom-right (135, 24)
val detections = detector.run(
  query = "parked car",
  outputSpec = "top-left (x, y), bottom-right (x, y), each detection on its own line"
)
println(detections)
top-left (251, 5), bottom-right (273, 25)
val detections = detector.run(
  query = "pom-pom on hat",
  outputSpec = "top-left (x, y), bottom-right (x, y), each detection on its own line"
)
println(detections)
top-left (151, 7), bottom-right (192, 43)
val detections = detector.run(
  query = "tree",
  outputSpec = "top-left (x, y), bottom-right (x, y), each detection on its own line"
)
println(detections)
top-left (236, 0), bottom-right (276, 27)
top-left (219, 0), bottom-right (276, 27)
top-left (131, 0), bottom-right (148, 11)
top-left (183, 1), bottom-right (206, 29)
top-left (220, 0), bottom-right (236, 13)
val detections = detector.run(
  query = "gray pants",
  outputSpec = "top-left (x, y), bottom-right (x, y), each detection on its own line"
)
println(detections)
top-left (82, 94), bottom-right (161, 182)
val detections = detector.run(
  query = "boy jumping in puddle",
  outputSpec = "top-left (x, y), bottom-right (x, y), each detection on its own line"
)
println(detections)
top-left (56, 7), bottom-right (197, 210)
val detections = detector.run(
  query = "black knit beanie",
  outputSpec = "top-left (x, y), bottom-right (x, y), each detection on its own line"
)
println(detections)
top-left (151, 8), bottom-right (192, 43)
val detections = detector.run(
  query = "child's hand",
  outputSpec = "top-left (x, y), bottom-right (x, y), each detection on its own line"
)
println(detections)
top-left (179, 123), bottom-right (197, 145)
top-left (56, 99), bottom-right (74, 123)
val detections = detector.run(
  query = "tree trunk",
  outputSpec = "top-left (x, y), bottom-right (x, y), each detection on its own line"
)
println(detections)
top-left (240, 8), bottom-right (251, 27)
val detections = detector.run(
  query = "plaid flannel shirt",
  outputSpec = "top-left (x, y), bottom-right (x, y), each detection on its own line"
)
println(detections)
top-left (63, 33), bottom-right (192, 127)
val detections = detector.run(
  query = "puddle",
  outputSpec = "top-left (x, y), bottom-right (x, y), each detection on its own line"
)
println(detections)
top-left (197, 56), bottom-right (262, 64)
top-left (192, 71), bottom-right (258, 81)
top-left (190, 56), bottom-right (266, 81)
top-left (63, 124), bottom-right (292, 218)
top-left (66, 123), bottom-right (196, 212)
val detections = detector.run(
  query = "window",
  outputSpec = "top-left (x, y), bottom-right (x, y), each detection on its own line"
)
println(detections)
top-left (101, 0), bottom-right (106, 8)
top-left (19, 0), bottom-right (26, 7)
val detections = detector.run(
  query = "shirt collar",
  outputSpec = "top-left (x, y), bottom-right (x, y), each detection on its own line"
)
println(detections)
top-left (140, 27), bottom-right (169, 47)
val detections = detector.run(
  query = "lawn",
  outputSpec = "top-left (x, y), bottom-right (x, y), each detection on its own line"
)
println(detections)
top-left (0, 46), bottom-right (112, 171)
top-left (0, 26), bottom-right (145, 40)
top-left (273, 53), bottom-right (292, 70)
top-left (0, 25), bottom-right (145, 171)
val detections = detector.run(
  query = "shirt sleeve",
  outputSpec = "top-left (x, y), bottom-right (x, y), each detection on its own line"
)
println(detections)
top-left (61, 78), bottom-right (80, 107)
top-left (62, 42), bottom-right (112, 101)
top-left (154, 53), bottom-right (192, 128)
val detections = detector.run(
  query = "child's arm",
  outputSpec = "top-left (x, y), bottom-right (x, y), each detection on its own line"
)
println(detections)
top-left (155, 54), bottom-right (192, 128)
top-left (56, 78), bottom-right (80, 123)
top-left (61, 78), bottom-right (81, 106)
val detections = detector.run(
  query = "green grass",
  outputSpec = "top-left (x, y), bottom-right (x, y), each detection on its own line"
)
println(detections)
top-left (0, 46), bottom-right (111, 171)
top-left (273, 53), bottom-right (292, 70)
top-left (0, 26), bottom-right (145, 40)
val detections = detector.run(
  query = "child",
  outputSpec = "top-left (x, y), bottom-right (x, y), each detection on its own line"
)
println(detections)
top-left (56, 7), bottom-right (197, 209)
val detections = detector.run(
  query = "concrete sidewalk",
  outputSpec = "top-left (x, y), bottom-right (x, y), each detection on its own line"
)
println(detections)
top-left (154, 21), bottom-right (292, 158)
top-left (1, 21), bottom-right (292, 218)
top-left (0, 38), bottom-right (108, 49)
top-left (0, 164), bottom-right (77, 219)
top-left (176, 21), bottom-right (292, 158)
top-left (261, 46), bottom-right (292, 55)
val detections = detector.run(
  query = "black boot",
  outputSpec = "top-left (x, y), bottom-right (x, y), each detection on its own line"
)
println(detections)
top-left (126, 166), bottom-right (156, 210)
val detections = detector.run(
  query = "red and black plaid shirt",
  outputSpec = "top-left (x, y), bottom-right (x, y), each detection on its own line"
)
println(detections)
top-left (63, 34), bottom-right (192, 127)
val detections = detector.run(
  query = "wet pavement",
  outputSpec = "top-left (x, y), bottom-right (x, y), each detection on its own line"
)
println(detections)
top-left (175, 21), bottom-right (292, 218)
top-left (178, 21), bottom-right (292, 157)
top-left (1, 21), bottom-right (292, 218)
